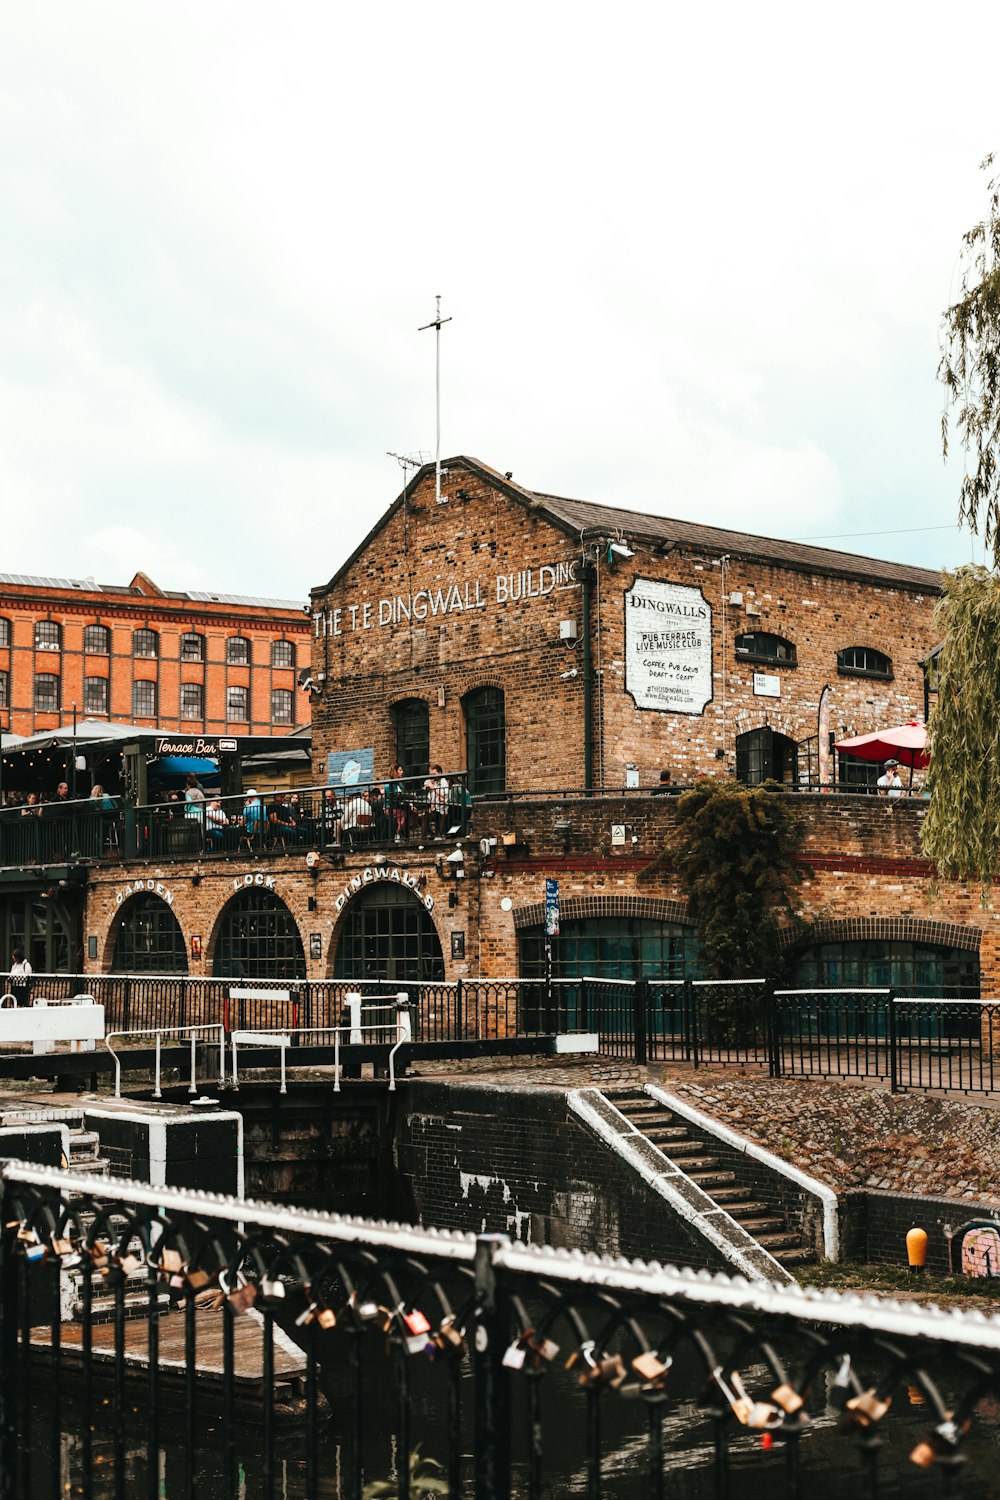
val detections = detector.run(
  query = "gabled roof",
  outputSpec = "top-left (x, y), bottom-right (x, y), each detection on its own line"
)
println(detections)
top-left (312, 456), bottom-right (942, 597)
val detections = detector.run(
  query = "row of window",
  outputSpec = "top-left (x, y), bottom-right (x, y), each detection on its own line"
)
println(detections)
top-left (735, 634), bottom-right (894, 680)
top-left (0, 618), bottom-right (297, 667)
top-left (394, 688), bottom-right (506, 795)
top-left (15, 671), bottom-right (294, 723)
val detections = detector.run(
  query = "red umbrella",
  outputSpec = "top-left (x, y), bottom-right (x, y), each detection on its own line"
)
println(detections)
top-left (835, 720), bottom-right (928, 788)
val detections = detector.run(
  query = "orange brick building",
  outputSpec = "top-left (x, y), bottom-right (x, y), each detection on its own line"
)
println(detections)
top-left (0, 570), bottom-right (311, 739)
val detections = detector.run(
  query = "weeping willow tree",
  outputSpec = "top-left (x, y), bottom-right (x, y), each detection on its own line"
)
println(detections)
top-left (921, 566), bottom-right (1000, 890)
top-left (671, 778), bottom-right (804, 980)
top-left (940, 154), bottom-right (1000, 560)
top-left (926, 157), bottom-right (1000, 889)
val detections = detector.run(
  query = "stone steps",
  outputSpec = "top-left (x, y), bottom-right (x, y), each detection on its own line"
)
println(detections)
top-left (602, 1087), bottom-right (816, 1271)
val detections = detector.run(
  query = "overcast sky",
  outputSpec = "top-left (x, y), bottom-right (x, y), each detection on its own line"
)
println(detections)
top-left (2, 3), bottom-right (998, 600)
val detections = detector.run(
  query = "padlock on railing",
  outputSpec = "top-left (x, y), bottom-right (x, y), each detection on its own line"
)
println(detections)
top-left (828, 1353), bottom-right (853, 1412)
top-left (259, 1276), bottom-right (287, 1303)
top-left (631, 1351), bottom-right (673, 1389)
top-left (50, 1234), bottom-right (82, 1270)
top-left (771, 1382), bottom-right (805, 1417)
top-left (399, 1306), bottom-right (434, 1355)
top-left (844, 1388), bottom-right (892, 1427)
top-left (910, 1416), bottom-right (964, 1470)
top-left (222, 1270), bottom-right (257, 1314)
top-left (569, 1340), bottom-right (628, 1390)
top-left (710, 1368), bottom-right (754, 1425)
top-left (432, 1314), bottom-right (464, 1353)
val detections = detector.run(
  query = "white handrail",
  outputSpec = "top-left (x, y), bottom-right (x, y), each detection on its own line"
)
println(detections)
top-left (105, 1024), bottom-right (226, 1099)
top-left (232, 1006), bottom-right (412, 1095)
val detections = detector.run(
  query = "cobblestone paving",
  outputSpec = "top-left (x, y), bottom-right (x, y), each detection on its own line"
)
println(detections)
top-left (664, 1066), bottom-right (1000, 1203)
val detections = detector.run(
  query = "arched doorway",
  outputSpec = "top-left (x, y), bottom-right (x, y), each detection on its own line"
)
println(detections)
top-left (212, 889), bottom-right (305, 979)
top-left (110, 894), bottom-right (187, 973)
top-left (736, 727), bottom-right (798, 786)
top-left (333, 885), bottom-right (444, 983)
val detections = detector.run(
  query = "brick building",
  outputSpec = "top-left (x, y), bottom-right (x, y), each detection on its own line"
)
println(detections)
top-left (0, 570), bottom-right (311, 739)
top-left (6, 458), bottom-right (987, 1007)
top-left (309, 456), bottom-right (939, 794)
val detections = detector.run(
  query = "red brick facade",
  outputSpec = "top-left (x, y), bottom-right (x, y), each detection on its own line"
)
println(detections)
top-left (0, 570), bottom-right (310, 738)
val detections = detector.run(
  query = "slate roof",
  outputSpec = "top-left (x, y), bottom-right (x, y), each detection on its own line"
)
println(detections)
top-left (314, 455), bottom-right (943, 596)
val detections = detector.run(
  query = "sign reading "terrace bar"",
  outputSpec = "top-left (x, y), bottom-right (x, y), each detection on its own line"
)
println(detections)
top-left (624, 578), bottom-right (713, 715)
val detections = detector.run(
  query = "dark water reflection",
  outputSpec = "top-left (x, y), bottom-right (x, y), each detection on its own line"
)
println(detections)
top-left (25, 1341), bottom-right (1000, 1498)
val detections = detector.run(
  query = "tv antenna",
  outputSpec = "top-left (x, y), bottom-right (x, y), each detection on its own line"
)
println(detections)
top-left (418, 295), bottom-right (452, 504)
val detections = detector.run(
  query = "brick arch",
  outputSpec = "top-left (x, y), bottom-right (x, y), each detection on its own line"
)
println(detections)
top-left (206, 883), bottom-right (306, 977)
top-left (778, 916), bottom-right (982, 953)
top-left (387, 690), bottom-right (431, 709)
top-left (102, 889), bottom-right (188, 973)
top-left (731, 709), bottom-right (802, 741)
top-left (513, 894), bottom-right (692, 931)
top-left (457, 673), bottom-right (505, 699)
top-left (325, 877), bottom-right (446, 979)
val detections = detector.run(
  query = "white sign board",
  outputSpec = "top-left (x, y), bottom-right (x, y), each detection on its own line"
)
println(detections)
top-left (624, 579), bottom-right (713, 715)
top-left (753, 673), bottom-right (781, 698)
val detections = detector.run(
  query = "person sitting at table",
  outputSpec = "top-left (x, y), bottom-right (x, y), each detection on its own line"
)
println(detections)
top-left (267, 791), bottom-right (296, 846)
top-left (341, 789), bottom-right (373, 847)
top-left (321, 788), bottom-right (343, 845)
top-left (205, 797), bottom-right (229, 848)
top-left (241, 790), bottom-right (267, 845)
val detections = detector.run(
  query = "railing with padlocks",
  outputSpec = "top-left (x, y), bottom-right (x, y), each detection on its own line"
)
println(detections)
top-left (2, 1160), bottom-right (1000, 1500)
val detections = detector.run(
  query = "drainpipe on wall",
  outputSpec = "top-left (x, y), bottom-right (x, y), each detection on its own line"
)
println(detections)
top-left (580, 560), bottom-right (595, 793)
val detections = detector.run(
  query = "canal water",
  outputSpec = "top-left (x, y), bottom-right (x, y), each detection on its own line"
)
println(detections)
top-left (24, 1338), bottom-right (1000, 1497)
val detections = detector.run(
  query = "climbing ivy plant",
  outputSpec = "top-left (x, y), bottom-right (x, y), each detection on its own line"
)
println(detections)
top-left (921, 565), bottom-right (1000, 894)
top-left (670, 778), bottom-right (805, 980)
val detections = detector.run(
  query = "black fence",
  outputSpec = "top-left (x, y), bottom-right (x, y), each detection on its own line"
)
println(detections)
top-left (5, 971), bottom-right (997, 1095)
top-left (3, 1160), bottom-right (1000, 1500)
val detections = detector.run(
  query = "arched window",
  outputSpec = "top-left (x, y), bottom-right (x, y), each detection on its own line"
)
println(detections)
top-left (394, 699), bottom-right (429, 779)
top-left (226, 636), bottom-right (251, 665)
top-left (333, 885), bottom-right (444, 983)
top-left (34, 620), bottom-right (61, 653)
top-left (837, 646), bottom-right (893, 680)
top-left (734, 632), bottom-right (796, 666)
top-left (227, 685), bottom-right (249, 721)
top-left (0, 670), bottom-right (8, 709)
top-left (735, 727), bottom-right (798, 786)
top-left (83, 624), bottom-right (110, 654)
top-left (213, 888), bottom-right (305, 979)
top-left (181, 633), bottom-right (205, 662)
top-left (133, 628), bottom-right (158, 659)
top-left (0, 618), bottom-right (10, 648)
top-left (34, 673), bottom-right (59, 712)
top-left (464, 687), bottom-right (505, 796)
top-left (793, 939), bottom-right (978, 998)
top-left (110, 894), bottom-right (187, 974)
top-left (271, 639), bottom-right (295, 668)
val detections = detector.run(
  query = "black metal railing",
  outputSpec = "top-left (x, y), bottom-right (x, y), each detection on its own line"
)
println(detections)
top-left (3, 1159), bottom-right (1000, 1499)
top-left (5, 971), bottom-right (998, 1095)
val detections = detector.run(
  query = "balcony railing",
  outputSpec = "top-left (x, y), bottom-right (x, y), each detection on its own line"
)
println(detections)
top-left (0, 775), bottom-right (927, 872)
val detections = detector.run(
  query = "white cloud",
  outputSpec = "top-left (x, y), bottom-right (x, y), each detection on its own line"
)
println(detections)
top-left (0, 0), bottom-right (996, 591)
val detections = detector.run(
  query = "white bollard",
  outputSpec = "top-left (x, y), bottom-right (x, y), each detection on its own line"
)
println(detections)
top-left (395, 992), bottom-right (412, 1044)
top-left (346, 991), bottom-right (363, 1045)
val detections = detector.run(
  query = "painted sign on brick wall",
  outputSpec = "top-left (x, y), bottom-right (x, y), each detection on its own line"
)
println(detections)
top-left (624, 579), bottom-right (713, 715)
